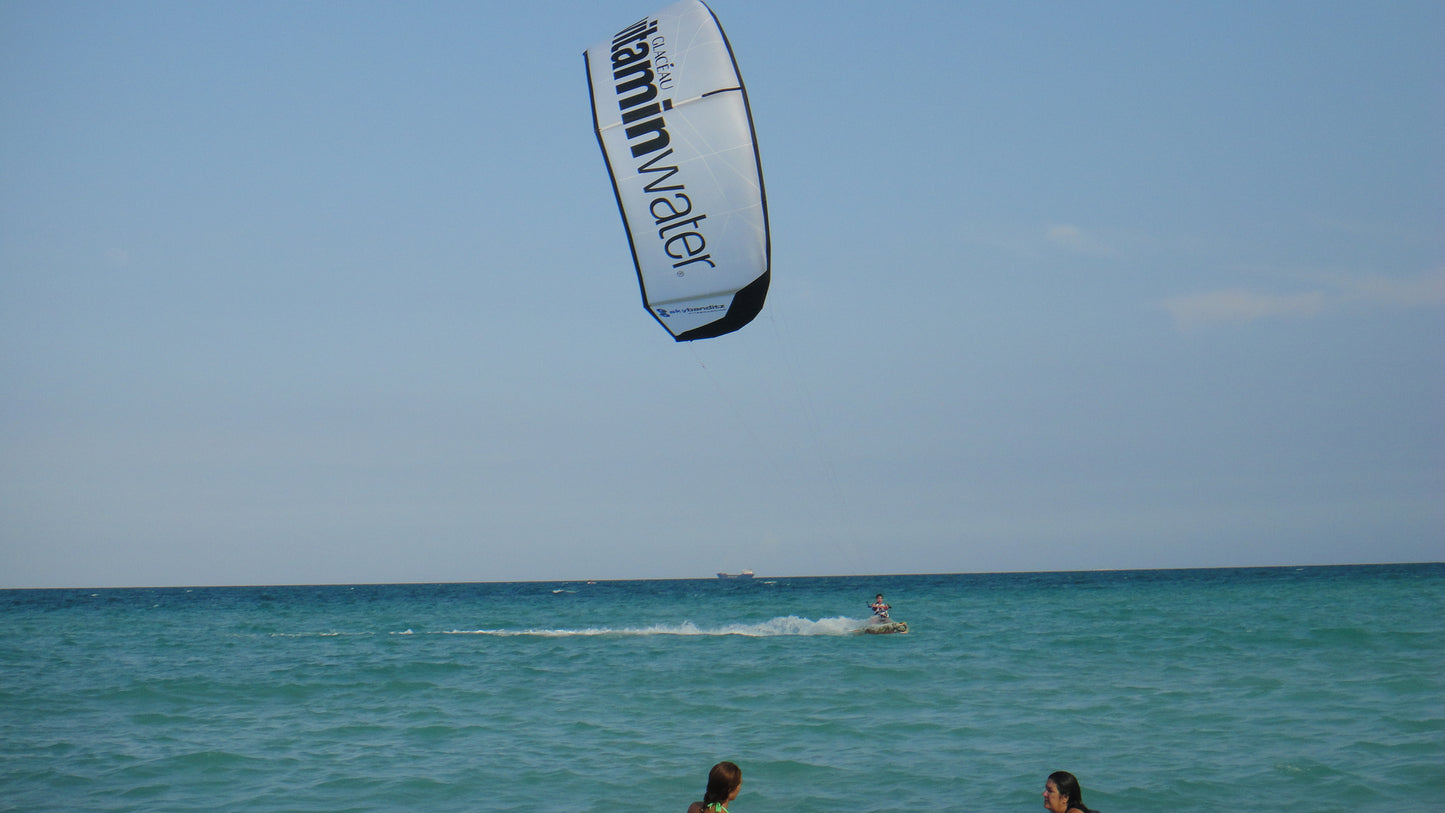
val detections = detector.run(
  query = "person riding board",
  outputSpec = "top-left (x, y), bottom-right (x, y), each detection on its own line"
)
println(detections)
top-left (869, 593), bottom-right (890, 622)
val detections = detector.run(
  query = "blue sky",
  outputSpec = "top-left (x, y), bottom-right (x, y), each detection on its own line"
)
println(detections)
top-left (2, 0), bottom-right (1441, 588)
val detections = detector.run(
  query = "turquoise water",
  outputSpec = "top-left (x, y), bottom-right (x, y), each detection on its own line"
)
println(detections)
top-left (2, 565), bottom-right (1442, 812)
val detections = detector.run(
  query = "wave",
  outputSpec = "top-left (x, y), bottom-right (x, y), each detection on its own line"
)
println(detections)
top-left (412, 615), bottom-right (867, 638)
top-left (262, 617), bottom-right (873, 639)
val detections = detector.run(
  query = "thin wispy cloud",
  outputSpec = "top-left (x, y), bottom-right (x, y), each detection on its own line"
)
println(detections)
top-left (1162, 267), bottom-right (1445, 331)
top-left (1333, 266), bottom-right (1445, 308)
top-left (1045, 223), bottom-right (1115, 257)
top-left (1163, 289), bottom-right (1328, 330)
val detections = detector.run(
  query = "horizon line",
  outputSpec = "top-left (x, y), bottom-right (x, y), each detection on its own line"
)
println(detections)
top-left (3, 561), bottom-right (1439, 592)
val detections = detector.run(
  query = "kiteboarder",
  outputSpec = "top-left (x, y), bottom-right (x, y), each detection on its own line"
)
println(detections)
top-left (869, 593), bottom-right (891, 621)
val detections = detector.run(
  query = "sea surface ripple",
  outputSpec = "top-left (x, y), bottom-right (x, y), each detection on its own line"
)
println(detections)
top-left (1, 565), bottom-right (1441, 811)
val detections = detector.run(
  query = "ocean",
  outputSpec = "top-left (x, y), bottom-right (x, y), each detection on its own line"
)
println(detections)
top-left (2, 564), bottom-right (1441, 812)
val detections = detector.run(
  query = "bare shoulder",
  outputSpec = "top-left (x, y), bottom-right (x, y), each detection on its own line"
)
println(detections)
top-left (686, 803), bottom-right (705, 813)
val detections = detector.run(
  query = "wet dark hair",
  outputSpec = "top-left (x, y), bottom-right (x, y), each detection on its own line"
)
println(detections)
top-left (1048, 771), bottom-right (1097, 812)
top-left (702, 761), bottom-right (741, 806)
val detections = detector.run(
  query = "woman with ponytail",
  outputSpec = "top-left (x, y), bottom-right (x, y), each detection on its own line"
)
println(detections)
top-left (686, 761), bottom-right (742, 813)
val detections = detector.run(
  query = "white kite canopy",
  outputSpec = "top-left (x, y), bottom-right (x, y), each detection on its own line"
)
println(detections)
top-left (585, 0), bottom-right (770, 341)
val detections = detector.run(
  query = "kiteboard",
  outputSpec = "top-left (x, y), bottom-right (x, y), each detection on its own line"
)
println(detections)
top-left (856, 618), bottom-right (909, 635)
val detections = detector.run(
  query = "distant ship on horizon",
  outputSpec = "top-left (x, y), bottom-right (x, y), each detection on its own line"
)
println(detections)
top-left (717, 569), bottom-right (755, 580)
